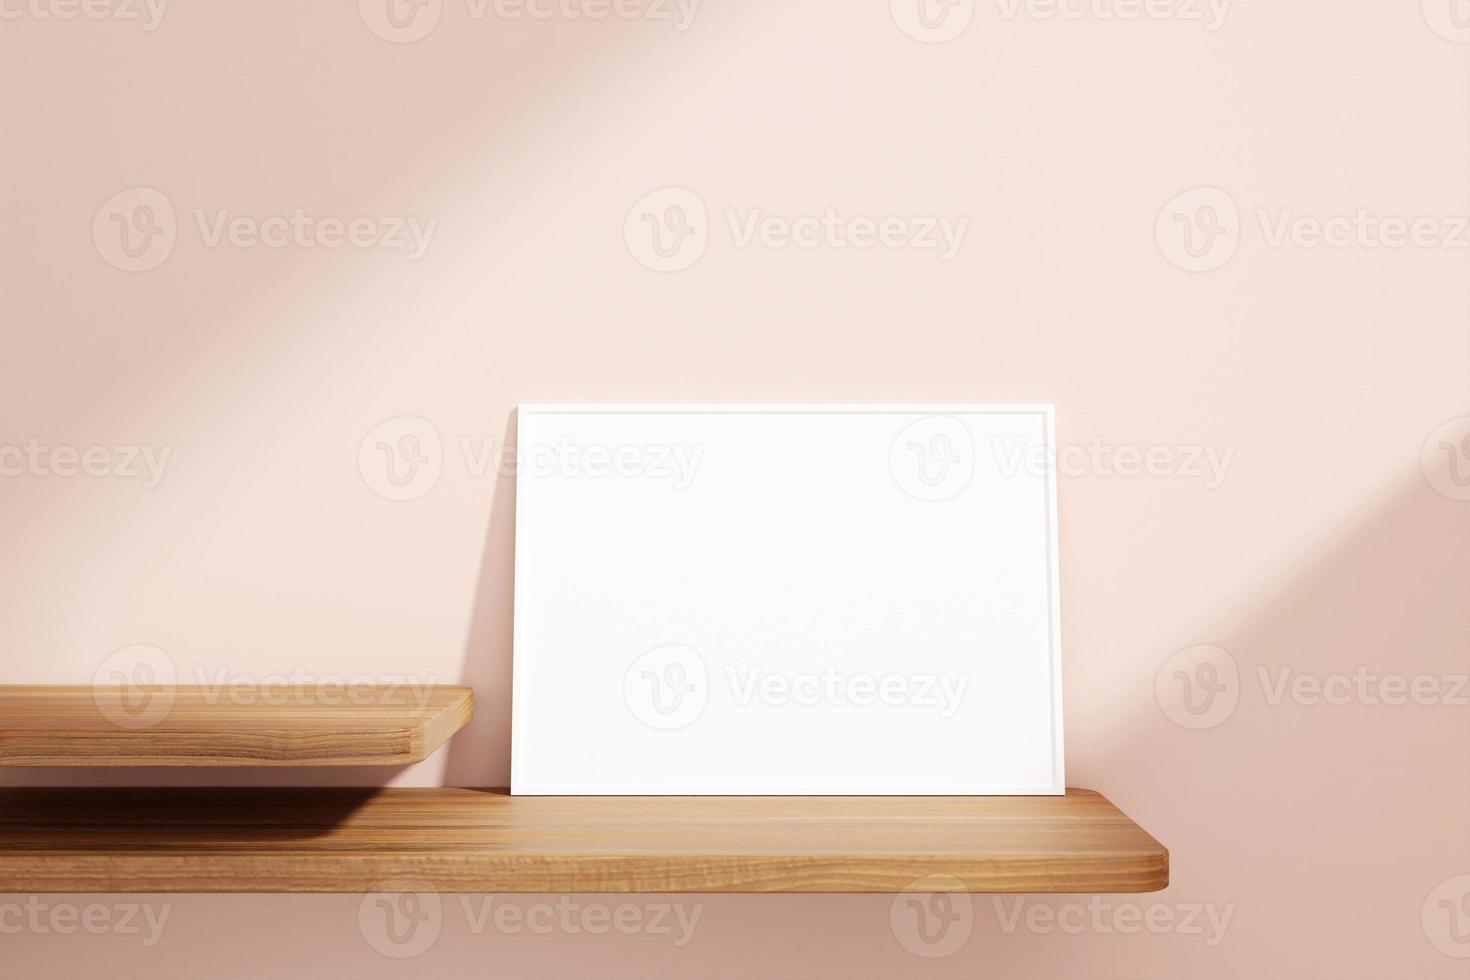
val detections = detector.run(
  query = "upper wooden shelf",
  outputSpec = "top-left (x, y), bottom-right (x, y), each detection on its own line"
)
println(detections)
top-left (0, 787), bottom-right (1167, 894)
top-left (0, 685), bottom-right (473, 767)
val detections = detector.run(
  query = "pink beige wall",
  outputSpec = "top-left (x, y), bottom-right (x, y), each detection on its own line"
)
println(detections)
top-left (3, 1), bottom-right (1468, 976)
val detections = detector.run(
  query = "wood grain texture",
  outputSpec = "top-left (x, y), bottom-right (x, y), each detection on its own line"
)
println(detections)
top-left (0, 787), bottom-right (1167, 893)
top-left (0, 686), bottom-right (473, 766)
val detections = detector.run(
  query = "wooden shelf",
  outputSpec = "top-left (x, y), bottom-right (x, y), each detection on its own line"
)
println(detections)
top-left (0, 787), bottom-right (1167, 893)
top-left (0, 686), bottom-right (474, 767)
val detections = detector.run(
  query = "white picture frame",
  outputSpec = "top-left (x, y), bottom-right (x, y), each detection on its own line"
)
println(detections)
top-left (511, 405), bottom-right (1064, 795)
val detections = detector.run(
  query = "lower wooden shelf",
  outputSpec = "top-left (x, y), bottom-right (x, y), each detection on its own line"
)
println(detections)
top-left (0, 685), bottom-right (474, 767)
top-left (0, 787), bottom-right (1167, 894)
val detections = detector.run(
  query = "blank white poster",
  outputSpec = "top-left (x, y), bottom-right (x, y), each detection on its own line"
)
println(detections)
top-left (511, 405), bottom-right (1063, 795)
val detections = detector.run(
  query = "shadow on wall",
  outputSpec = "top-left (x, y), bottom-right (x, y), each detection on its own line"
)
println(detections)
top-left (7, 6), bottom-right (655, 483)
top-left (443, 409), bottom-right (518, 788)
top-left (1025, 458), bottom-right (1470, 979)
